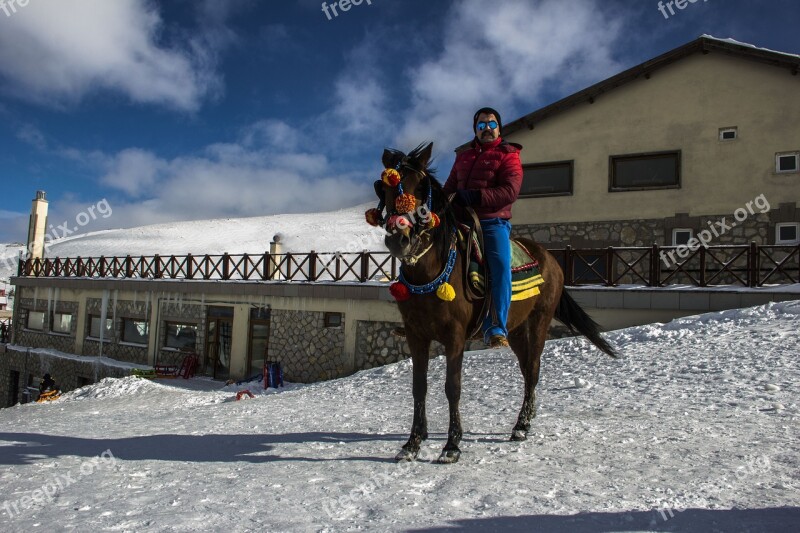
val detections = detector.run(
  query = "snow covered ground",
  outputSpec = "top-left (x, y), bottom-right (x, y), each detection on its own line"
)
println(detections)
top-left (1, 301), bottom-right (798, 532)
top-left (0, 203), bottom-right (385, 283)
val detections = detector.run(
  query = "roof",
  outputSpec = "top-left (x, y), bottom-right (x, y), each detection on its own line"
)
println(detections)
top-left (457, 35), bottom-right (800, 151)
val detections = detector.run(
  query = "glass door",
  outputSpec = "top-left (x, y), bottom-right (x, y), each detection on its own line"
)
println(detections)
top-left (204, 307), bottom-right (234, 380)
top-left (247, 307), bottom-right (271, 378)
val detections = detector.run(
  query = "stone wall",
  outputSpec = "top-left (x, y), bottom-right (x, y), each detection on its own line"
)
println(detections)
top-left (513, 213), bottom-right (771, 248)
top-left (269, 310), bottom-right (347, 383)
top-left (156, 301), bottom-right (205, 368)
top-left (354, 320), bottom-right (486, 370)
top-left (514, 212), bottom-right (780, 285)
top-left (0, 346), bottom-right (138, 407)
top-left (82, 297), bottom-right (151, 364)
top-left (14, 297), bottom-right (79, 354)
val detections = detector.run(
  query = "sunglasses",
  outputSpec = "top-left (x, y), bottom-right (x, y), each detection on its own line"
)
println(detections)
top-left (476, 120), bottom-right (498, 131)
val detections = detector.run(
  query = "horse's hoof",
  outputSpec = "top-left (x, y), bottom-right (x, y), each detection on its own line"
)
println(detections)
top-left (510, 429), bottom-right (527, 441)
top-left (395, 448), bottom-right (419, 462)
top-left (437, 449), bottom-right (461, 464)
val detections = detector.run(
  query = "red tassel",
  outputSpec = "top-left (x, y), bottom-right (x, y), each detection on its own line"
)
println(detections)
top-left (365, 208), bottom-right (381, 227)
top-left (390, 282), bottom-right (411, 302)
top-left (382, 168), bottom-right (401, 187)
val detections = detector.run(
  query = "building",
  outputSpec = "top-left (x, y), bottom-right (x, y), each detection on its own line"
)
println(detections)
top-left (3, 36), bottom-right (799, 406)
top-left (499, 36), bottom-right (800, 250)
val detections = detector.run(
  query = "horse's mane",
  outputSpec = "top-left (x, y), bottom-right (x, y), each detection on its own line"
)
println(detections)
top-left (384, 143), bottom-right (458, 263)
top-left (405, 143), bottom-right (457, 263)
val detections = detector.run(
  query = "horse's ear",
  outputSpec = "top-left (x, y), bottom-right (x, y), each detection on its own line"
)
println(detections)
top-left (382, 149), bottom-right (401, 169)
top-left (417, 142), bottom-right (434, 169)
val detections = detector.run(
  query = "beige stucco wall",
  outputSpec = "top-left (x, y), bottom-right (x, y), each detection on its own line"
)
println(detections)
top-left (509, 52), bottom-right (800, 225)
top-left (10, 283), bottom-right (401, 381)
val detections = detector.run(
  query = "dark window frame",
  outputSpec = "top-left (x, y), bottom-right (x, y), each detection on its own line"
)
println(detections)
top-left (121, 317), bottom-right (149, 345)
top-left (719, 127), bottom-right (737, 141)
top-left (87, 314), bottom-right (114, 340)
top-left (519, 160), bottom-right (574, 198)
top-left (775, 222), bottom-right (800, 245)
top-left (50, 311), bottom-right (73, 335)
top-left (164, 321), bottom-right (199, 350)
top-left (672, 228), bottom-right (694, 246)
top-left (609, 150), bottom-right (681, 192)
top-left (324, 312), bottom-right (343, 328)
top-left (26, 310), bottom-right (46, 331)
top-left (776, 152), bottom-right (799, 173)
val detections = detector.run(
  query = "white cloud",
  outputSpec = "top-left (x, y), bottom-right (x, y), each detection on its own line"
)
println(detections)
top-left (395, 0), bottom-right (624, 154)
top-left (83, 120), bottom-right (374, 231)
top-left (100, 148), bottom-right (167, 198)
top-left (16, 124), bottom-right (47, 150)
top-left (0, 0), bottom-right (222, 111)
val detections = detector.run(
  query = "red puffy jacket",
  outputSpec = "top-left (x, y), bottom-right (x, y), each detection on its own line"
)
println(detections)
top-left (442, 137), bottom-right (523, 220)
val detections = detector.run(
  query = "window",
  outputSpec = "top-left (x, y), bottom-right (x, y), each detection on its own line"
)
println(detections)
top-left (324, 312), bottom-right (342, 328)
top-left (776, 152), bottom-right (799, 173)
top-left (672, 229), bottom-right (693, 246)
top-left (776, 223), bottom-right (800, 245)
top-left (26, 311), bottom-right (45, 331)
top-left (88, 315), bottom-right (114, 339)
top-left (122, 318), bottom-right (149, 345)
top-left (165, 322), bottom-right (198, 350)
top-left (719, 127), bottom-right (737, 141)
top-left (610, 151), bottom-right (680, 191)
top-left (51, 312), bottom-right (72, 334)
top-left (520, 161), bottom-right (573, 197)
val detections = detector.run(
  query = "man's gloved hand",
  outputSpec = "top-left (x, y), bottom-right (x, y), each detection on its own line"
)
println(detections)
top-left (454, 189), bottom-right (481, 207)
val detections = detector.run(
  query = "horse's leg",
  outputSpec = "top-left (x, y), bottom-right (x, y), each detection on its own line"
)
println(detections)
top-left (438, 341), bottom-right (465, 464)
top-left (508, 312), bottom-right (548, 441)
top-left (396, 336), bottom-right (431, 462)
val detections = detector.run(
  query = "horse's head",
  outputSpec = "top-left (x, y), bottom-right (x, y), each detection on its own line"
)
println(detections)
top-left (373, 142), bottom-right (444, 264)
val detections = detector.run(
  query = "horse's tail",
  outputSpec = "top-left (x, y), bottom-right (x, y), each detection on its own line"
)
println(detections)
top-left (555, 290), bottom-right (619, 358)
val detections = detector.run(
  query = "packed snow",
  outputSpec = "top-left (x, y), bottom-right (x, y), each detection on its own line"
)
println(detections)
top-left (0, 203), bottom-right (384, 283)
top-left (1, 301), bottom-right (798, 532)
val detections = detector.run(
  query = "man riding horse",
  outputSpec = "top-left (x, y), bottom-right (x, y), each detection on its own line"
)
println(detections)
top-left (368, 110), bottom-right (618, 464)
top-left (443, 107), bottom-right (521, 349)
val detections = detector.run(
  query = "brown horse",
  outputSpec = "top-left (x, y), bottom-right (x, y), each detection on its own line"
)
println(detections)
top-left (374, 142), bottom-right (618, 464)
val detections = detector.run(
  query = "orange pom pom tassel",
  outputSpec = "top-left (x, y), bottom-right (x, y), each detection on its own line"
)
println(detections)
top-left (395, 193), bottom-right (417, 214)
top-left (365, 208), bottom-right (382, 227)
top-left (428, 213), bottom-right (440, 229)
top-left (390, 282), bottom-right (411, 302)
top-left (382, 168), bottom-right (401, 187)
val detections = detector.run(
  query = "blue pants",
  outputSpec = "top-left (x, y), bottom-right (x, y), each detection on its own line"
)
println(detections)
top-left (480, 218), bottom-right (512, 341)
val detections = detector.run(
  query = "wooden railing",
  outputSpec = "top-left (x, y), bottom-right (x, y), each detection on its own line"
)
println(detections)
top-left (16, 243), bottom-right (800, 288)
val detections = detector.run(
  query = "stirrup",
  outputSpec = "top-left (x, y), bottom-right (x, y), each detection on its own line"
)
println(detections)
top-left (488, 334), bottom-right (509, 348)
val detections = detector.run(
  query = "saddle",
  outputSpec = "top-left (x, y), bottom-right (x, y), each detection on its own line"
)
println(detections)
top-left (456, 207), bottom-right (545, 342)
top-left (457, 211), bottom-right (544, 304)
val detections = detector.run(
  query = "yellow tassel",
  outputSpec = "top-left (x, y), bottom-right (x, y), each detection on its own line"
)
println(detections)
top-left (436, 282), bottom-right (456, 301)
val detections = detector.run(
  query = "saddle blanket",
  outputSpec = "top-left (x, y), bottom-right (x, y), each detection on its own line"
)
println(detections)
top-left (459, 225), bottom-right (545, 301)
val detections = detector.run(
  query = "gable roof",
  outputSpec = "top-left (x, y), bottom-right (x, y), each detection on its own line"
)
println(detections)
top-left (458, 36), bottom-right (800, 151)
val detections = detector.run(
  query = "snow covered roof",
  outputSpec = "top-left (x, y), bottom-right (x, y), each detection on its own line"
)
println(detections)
top-left (493, 35), bottom-right (800, 143)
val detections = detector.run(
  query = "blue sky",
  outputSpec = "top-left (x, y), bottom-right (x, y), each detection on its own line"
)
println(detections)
top-left (1, 0), bottom-right (798, 243)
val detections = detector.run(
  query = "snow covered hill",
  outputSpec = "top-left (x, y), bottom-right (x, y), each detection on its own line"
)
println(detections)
top-left (1, 301), bottom-right (798, 532)
top-left (0, 203), bottom-right (384, 282)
